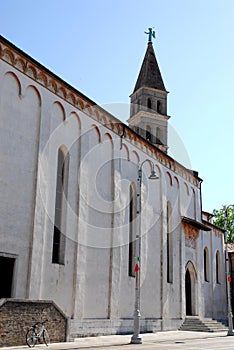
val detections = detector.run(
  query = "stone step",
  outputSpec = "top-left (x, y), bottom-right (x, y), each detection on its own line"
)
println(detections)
top-left (182, 321), bottom-right (226, 327)
top-left (181, 325), bottom-right (225, 331)
top-left (179, 317), bottom-right (228, 333)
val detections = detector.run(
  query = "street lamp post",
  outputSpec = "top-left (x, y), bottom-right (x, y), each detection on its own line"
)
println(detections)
top-left (131, 160), bottom-right (159, 344)
top-left (224, 204), bottom-right (234, 336)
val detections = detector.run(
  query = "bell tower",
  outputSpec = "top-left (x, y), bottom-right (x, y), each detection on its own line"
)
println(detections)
top-left (128, 29), bottom-right (170, 153)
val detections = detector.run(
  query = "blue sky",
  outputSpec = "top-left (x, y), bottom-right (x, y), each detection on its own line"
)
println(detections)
top-left (1, 0), bottom-right (234, 213)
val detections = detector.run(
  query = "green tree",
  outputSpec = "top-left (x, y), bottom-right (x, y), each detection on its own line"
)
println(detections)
top-left (212, 205), bottom-right (234, 242)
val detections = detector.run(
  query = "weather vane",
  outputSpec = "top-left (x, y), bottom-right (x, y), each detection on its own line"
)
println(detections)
top-left (144, 27), bottom-right (156, 42)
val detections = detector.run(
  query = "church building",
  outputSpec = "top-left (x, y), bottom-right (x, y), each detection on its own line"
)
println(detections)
top-left (0, 32), bottom-right (227, 341)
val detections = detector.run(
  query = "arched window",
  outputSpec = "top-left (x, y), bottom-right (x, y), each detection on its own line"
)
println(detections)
top-left (216, 250), bottom-right (221, 284)
top-left (147, 98), bottom-right (152, 109)
top-left (167, 201), bottom-right (173, 283)
top-left (157, 100), bottom-right (161, 113)
top-left (204, 247), bottom-right (209, 282)
top-left (192, 189), bottom-right (196, 219)
top-left (146, 125), bottom-right (152, 142)
top-left (137, 99), bottom-right (141, 112)
top-left (129, 184), bottom-right (136, 277)
top-left (156, 126), bottom-right (162, 143)
top-left (184, 182), bottom-right (189, 196)
top-left (52, 147), bottom-right (69, 264)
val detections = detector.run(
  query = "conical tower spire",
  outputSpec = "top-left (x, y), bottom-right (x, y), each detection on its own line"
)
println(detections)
top-left (133, 41), bottom-right (166, 93)
top-left (128, 30), bottom-right (170, 153)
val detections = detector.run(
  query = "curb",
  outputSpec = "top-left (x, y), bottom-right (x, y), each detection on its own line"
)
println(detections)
top-left (0, 330), bottom-right (229, 349)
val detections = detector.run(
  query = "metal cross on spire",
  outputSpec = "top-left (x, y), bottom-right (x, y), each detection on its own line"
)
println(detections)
top-left (144, 27), bottom-right (156, 43)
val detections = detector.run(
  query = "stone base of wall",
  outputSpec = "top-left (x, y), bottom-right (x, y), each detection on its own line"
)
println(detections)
top-left (0, 299), bottom-right (67, 347)
top-left (70, 317), bottom-right (183, 340)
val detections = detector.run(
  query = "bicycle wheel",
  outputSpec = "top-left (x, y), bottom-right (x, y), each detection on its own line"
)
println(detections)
top-left (26, 329), bottom-right (37, 348)
top-left (43, 329), bottom-right (50, 346)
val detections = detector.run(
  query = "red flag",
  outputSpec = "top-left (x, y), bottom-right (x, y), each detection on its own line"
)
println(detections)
top-left (134, 263), bottom-right (140, 272)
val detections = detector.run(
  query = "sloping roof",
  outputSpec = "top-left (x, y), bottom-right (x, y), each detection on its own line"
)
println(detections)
top-left (202, 219), bottom-right (225, 233)
top-left (182, 216), bottom-right (211, 231)
top-left (133, 42), bottom-right (166, 93)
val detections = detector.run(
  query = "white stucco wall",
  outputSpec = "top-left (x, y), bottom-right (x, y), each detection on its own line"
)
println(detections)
top-left (0, 39), bottom-right (227, 336)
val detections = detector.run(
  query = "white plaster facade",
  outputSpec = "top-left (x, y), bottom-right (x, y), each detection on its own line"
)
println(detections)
top-left (0, 36), bottom-right (227, 338)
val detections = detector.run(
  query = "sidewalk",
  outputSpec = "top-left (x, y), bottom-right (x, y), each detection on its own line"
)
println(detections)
top-left (0, 330), bottom-right (228, 350)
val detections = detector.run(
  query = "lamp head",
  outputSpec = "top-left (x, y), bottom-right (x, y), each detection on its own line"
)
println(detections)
top-left (148, 169), bottom-right (159, 180)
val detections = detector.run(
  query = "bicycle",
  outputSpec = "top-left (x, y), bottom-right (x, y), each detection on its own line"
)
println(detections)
top-left (25, 320), bottom-right (50, 347)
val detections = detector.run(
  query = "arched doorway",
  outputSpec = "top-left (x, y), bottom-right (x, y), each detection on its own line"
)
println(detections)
top-left (185, 269), bottom-right (192, 315)
top-left (185, 261), bottom-right (197, 316)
